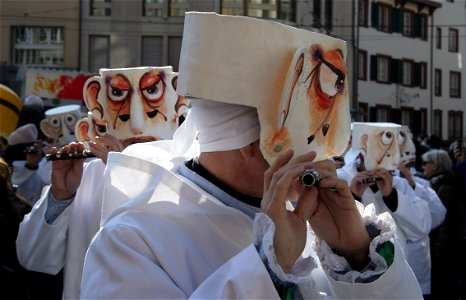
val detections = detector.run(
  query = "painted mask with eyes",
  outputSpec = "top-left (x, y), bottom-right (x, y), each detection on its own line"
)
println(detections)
top-left (177, 13), bottom-right (351, 165)
top-left (40, 105), bottom-right (84, 147)
top-left (350, 122), bottom-right (401, 171)
top-left (79, 66), bottom-right (187, 148)
top-left (398, 125), bottom-right (416, 167)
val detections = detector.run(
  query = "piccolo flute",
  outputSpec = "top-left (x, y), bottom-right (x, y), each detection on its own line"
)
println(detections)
top-left (358, 177), bottom-right (383, 185)
top-left (45, 150), bottom-right (96, 161)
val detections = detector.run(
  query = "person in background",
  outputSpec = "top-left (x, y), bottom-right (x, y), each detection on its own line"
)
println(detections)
top-left (0, 157), bottom-right (32, 299)
top-left (3, 124), bottom-right (47, 204)
top-left (397, 125), bottom-right (446, 298)
top-left (337, 122), bottom-right (431, 254)
top-left (17, 66), bottom-right (188, 299)
top-left (449, 139), bottom-right (466, 190)
top-left (81, 12), bottom-right (422, 299)
top-left (422, 149), bottom-right (466, 299)
top-left (1, 156), bottom-right (65, 300)
top-left (17, 95), bottom-right (46, 141)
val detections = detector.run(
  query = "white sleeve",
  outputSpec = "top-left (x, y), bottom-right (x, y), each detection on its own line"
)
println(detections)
top-left (413, 182), bottom-right (446, 229)
top-left (390, 179), bottom-right (432, 242)
top-left (16, 186), bottom-right (73, 274)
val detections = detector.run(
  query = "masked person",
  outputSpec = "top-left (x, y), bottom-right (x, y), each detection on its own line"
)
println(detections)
top-left (16, 66), bottom-right (187, 299)
top-left (9, 105), bottom-right (85, 205)
top-left (81, 12), bottom-right (422, 299)
top-left (396, 125), bottom-right (446, 297)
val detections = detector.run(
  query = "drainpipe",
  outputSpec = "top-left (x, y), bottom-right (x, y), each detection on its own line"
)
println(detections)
top-left (352, 0), bottom-right (359, 118)
top-left (78, 0), bottom-right (82, 70)
top-left (429, 13), bottom-right (434, 133)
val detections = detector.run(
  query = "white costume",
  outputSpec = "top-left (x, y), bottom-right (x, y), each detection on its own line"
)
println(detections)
top-left (404, 178), bottom-right (446, 294)
top-left (80, 142), bottom-right (422, 299)
top-left (337, 162), bottom-right (431, 253)
top-left (16, 159), bottom-right (105, 299)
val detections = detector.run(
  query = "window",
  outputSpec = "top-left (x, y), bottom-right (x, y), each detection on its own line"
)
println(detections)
top-left (450, 71), bottom-right (461, 98)
top-left (378, 3), bottom-right (392, 32)
top-left (221, 0), bottom-right (279, 19)
top-left (278, 0), bottom-right (296, 22)
top-left (168, 36), bottom-right (182, 71)
top-left (448, 28), bottom-right (458, 52)
top-left (91, 0), bottom-right (111, 16)
top-left (419, 14), bottom-right (427, 40)
top-left (448, 111), bottom-right (463, 140)
top-left (143, 0), bottom-right (165, 17)
top-left (402, 10), bottom-right (414, 37)
top-left (436, 27), bottom-right (441, 49)
top-left (377, 55), bottom-right (390, 83)
top-left (357, 102), bottom-right (368, 122)
top-left (358, 0), bottom-right (368, 26)
top-left (141, 36), bottom-right (163, 66)
top-left (358, 50), bottom-right (367, 80)
top-left (376, 105), bottom-right (391, 122)
top-left (402, 60), bottom-right (413, 86)
top-left (169, 0), bottom-right (188, 17)
top-left (89, 35), bottom-right (110, 73)
top-left (13, 27), bottom-right (64, 66)
top-left (433, 109), bottom-right (442, 137)
top-left (419, 62), bottom-right (427, 89)
top-left (434, 69), bottom-right (441, 96)
top-left (419, 108), bottom-right (427, 133)
top-left (401, 108), bottom-right (413, 128)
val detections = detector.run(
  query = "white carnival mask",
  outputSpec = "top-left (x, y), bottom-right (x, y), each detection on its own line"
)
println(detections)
top-left (78, 66), bottom-right (188, 148)
top-left (40, 104), bottom-right (85, 147)
top-left (399, 125), bottom-right (416, 166)
top-left (351, 122), bottom-right (401, 171)
top-left (177, 12), bottom-right (351, 164)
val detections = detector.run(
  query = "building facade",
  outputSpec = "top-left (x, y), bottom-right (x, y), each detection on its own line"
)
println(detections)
top-left (1, 0), bottom-right (464, 141)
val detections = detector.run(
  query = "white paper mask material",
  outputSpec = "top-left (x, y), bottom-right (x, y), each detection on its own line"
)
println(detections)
top-left (178, 12), bottom-right (351, 164)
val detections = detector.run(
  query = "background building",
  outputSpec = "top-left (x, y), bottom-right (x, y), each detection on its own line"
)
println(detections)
top-left (1, 0), bottom-right (464, 141)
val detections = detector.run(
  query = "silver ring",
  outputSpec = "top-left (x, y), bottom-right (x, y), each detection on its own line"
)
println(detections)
top-left (300, 169), bottom-right (322, 188)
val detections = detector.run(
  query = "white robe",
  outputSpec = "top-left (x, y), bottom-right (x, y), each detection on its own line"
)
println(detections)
top-left (81, 147), bottom-right (422, 299)
top-left (16, 159), bottom-right (106, 299)
top-left (337, 162), bottom-right (432, 253)
top-left (404, 178), bottom-right (446, 294)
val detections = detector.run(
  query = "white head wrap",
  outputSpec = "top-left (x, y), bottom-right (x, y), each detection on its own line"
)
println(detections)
top-left (190, 99), bottom-right (260, 152)
top-left (8, 123), bottom-right (38, 146)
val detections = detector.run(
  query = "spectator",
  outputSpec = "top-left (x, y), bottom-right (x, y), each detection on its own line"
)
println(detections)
top-left (422, 149), bottom-right (466, 299)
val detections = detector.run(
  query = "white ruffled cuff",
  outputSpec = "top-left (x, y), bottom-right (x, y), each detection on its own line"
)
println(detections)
top-left (313, 203), bottom-right (397, 283)
top-left (253, 212), bottom-right (317, 286)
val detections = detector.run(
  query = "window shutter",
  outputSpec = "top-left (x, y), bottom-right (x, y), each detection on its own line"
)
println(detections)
top-left (371, 2), bottom-right (379, 28)
top-left (142, 36), bottom-right (163, 66)
top-left (413, 62), bottom-right (421, 86)
top-left (370, 55), bottom-right (377, 81)
top-left (414, 14), bottom-right (422, 38)
top-left (369, 107), bottom-right (377, 122)
top-left (392, 9), bottom-right (401, 33)
top-left (392, 108), bottom-right (401, 124)
top-left (391, 58), bottom-right (400, 84)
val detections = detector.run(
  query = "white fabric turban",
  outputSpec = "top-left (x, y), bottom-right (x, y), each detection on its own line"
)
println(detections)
top-left (190, 99), bottom-right (260, 152)
top-left (8, 123), bottom-right (38, 146)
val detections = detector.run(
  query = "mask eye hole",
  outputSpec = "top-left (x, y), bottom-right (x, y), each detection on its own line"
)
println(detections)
top-left (398, 132), bottom-right (405, 145)
top-left (108, 87), bottom-right (129, 101)
top-left (142, 80), bottom-right (165, 103)
top-left (65, 114), bottom-right (77, 127)
top-left (96, 124), bottom-right (107, 134)
top-left (382, 131), bottom-right (394, 145)
top-left (319, 64), bottom-right (340, 97)
top-left (50, 117), bottom-right (61, 128)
